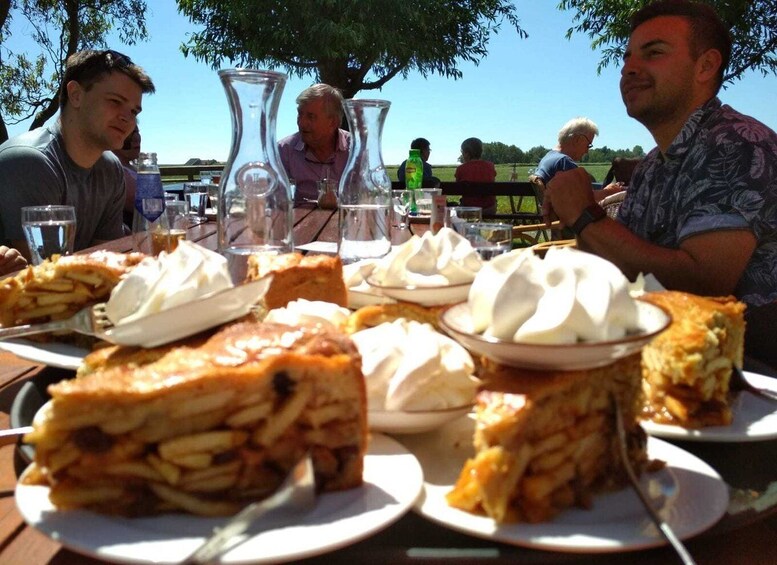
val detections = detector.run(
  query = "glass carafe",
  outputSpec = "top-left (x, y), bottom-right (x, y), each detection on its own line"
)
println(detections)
top-left (338, 99), bottom-right (392, 264)
top-left (217, 69), bottom-right (292, 281)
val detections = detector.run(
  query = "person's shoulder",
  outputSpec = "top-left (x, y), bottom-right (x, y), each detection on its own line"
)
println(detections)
top-left (0, 126), bottom-right (56, 162)
top-left (708, 101), bottom-right (777, 145)
top-left (278, 132), bottom-right (302, 148)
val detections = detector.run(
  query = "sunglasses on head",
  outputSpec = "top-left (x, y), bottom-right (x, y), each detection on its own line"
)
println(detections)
top-left (102, 50), bottom-right (133, 69)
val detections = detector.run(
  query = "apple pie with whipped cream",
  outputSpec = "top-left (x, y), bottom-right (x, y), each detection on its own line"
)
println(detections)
top-left (22, 320), bottom-right (367, 516)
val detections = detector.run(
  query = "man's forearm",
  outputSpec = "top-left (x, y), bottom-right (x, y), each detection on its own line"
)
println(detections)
top-left (574, 217), bottom-right (750, 296)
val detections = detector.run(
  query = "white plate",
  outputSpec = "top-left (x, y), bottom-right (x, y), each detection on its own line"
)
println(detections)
top-left (103, 278), bottom-right (271, 348)
top-left (369, 405), bottom-right (473, 435)
top-left (0, 339), bottom-right (87, 370)
top-left (641, 371), bottom-right (777, 442)
top-left (16, 433), bottom-right (423, 564)
top-left (439, 301), bottom-right (670, 370)
top-left (366, 276), bottom-right (472, 307)
top-left (347, 285), bottom-right (397, 309)
top-left (400, 417), bottom-right (728, 553)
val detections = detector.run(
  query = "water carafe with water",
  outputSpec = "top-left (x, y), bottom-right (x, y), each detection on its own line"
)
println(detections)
top-left (337, 99), bottom-right (392, 264)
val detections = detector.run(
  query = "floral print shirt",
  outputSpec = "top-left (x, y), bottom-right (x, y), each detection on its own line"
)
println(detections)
top-left (618, 97), bottom-right (777, 307)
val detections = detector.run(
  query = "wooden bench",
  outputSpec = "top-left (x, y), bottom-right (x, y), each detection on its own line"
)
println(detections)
top-left (391, 180), bottom-right (543, 224)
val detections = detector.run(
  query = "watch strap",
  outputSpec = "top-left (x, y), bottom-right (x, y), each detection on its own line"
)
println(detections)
top-left (571, 204), bottom-right (606, 235)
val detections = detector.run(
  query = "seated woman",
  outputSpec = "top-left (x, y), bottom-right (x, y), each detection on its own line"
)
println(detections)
top-left (455, 137), bottom-right (497, 215)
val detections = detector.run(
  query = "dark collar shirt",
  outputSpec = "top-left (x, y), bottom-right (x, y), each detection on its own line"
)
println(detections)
top-left (277, 129), bottom-right (350, 204)
top-left (618, 97), bottom-right (777, 307)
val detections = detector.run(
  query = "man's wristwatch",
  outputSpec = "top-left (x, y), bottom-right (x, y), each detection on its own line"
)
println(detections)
top-left (571, 204), bottom-right (606, 236)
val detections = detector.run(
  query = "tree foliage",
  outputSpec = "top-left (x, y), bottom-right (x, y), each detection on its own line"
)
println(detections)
top-left (0, 0), bottom-right (149, 143)
top-left (176, 0), bottom-right (525, 99)
top-left (482, 141), bottom-right (644, 165)
top-left (559, 0), bottom-right (777, 84)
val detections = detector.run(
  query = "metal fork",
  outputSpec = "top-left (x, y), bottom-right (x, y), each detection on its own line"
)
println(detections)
top-left (181, 452), bottom-right (316, 565)
top-left (613, 397), bottom-right (696, 565)
top-left (0, 303), bottom-right (113, 342)
top-left (729, 366), bottom-right (777, 402)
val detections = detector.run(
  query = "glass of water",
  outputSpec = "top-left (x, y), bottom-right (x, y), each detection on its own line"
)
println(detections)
top-left (464, 222), bottom-right (513, 260)
top-left (183, 182), bottom-right (209, 224)
top-left (21, 205), bottom-right (76, 264)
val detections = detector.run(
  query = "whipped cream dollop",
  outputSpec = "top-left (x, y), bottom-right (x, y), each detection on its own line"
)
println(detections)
top-left (371, 227), bottom-right (482, 287)
top-left (469, 246), bottom-right (641, 344)
top-left (351, 319), bottom-right (478, 411)
top-left (264, 299), bottom-right (350, 330)
top-left (105, 240), bottom-right (233, 325)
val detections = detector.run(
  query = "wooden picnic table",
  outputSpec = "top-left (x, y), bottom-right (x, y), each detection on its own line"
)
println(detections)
top-left (0, 205), bottom-right (775, 564)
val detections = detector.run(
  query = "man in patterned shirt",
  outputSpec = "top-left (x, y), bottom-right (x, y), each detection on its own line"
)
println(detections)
top-left (542, 0), bottom-right (777, 367)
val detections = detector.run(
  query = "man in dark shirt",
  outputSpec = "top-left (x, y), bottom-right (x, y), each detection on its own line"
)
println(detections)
top-left (0, 50), bottom-right (155, 259)
top-left (543, 0), bottom-right (777, 367)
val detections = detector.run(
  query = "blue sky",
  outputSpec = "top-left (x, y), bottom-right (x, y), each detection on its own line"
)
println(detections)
top-left (5, 2), bottom-right (777, 166)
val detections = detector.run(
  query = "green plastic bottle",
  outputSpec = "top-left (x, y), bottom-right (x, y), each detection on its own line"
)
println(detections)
top-left (405, 149), bottom-right (423, 213)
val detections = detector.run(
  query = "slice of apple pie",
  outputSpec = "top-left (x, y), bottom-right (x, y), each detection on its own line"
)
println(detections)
top-left (639, 291), bottom-right (745, 427)
top-left (22, 320), bottom-right (367, 517)
top-left (0, 251), bottom-right (144, 328)
top-left (447, 354), bottom-right (648, 523)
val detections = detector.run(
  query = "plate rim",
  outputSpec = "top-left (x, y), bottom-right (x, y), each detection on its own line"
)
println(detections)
top-left (410, 434), bottom-right (728, 554)
top-left (440, 301), bottom-right (671, 351)
top-left (15, 433), bottom-right (423, 564)
top-left (0, 339), bottom-right (86, 370)
top-left (640, 371), bottom-right (777, 442)
top-left (365, 275), bottom-right (473, 292)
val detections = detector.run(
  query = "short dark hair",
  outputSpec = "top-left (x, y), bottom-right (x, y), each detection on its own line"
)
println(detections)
top-left (460, 137), bottom-right (483, 159)
top-left (410, 138), bottom-right (430, 151)
top-left (59, 49), bottom-right (155, 109)
top-left (630, 0), bottom-right (731, 92)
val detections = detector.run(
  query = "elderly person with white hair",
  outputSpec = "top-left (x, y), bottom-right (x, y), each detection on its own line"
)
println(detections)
top-left (278, 83), bottom-right (351, 204)
top-left (533, 117), bottom-right (598, 184)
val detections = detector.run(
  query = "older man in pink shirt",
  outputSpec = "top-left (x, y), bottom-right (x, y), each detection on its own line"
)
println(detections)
top-left (278, 84), bottom-right (351, 204)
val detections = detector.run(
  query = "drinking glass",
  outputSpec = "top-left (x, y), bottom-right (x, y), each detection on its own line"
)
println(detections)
top-left (464, 222), bottom-right (513, 260)
top-left (415, 188), bottom-right (441, 216)
top-left (317, 178), bottom-right (338, 209)
top-left (21, 205), bottom-right (76, 264)
top-left (207, 182), bottom-right (219, 215)
top-left (183, 182), bottom-right (209, 224)
top-left (448, 206), bottom-right (482, 234)
top-left (153, 200), bottom-right (189, 255)
top-left (391, 189), bottom-right (413, 244)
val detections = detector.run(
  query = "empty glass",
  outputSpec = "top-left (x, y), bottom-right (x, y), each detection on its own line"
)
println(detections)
top-left (21, 205), bottom-right (76, 264)
top-left (448, 206), bottom-right (482, 234)
top-left (183, 182), bottom-right (209, 224)
top-left (464, 222), bottom-right (513, 260)
top-left (391, 189), bottom-right (413, 243)
top-left (153, 200), bottom-right (189, 255)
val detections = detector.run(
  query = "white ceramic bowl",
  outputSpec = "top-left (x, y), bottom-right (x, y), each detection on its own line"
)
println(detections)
top-left (365, 276), bottom-right (472, 307)
top-left (439, 301), bottom-right (670, 370)
top-left (369, 404), bottom-right (473, 435)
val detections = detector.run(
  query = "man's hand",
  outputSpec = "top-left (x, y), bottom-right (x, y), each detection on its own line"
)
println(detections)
top-left (0, 245), bottom-right (28, 276)
top-left (544, 168), bottom-right (597, 227)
